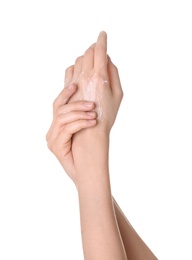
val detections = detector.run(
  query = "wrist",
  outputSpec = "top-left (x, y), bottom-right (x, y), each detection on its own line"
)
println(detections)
top-left (73, 127), bottom-right (109, 158)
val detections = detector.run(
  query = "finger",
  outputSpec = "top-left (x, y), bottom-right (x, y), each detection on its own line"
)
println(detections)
top-left (56, 100), bottom-right (95, 115)
top-left (64, 65), bottom-right (74, 87)
top-left (53, 84), bottom-right (77, 113)
top-left (72, 55), bottom-right (83, 84)
top-left (55, 111), bottom-right (97, 127)
top-left (62, 119), bottom-right (97, 137)
top-left (47, 111), bottom-right (97, 141)
top-left (54, 119), bottom-right (97, 151)
top-left (94, 31), bottom-right (107, 72)
top-left (82, 43), bottom-right (95, 73)
top-left (107, 56), bottom-right (123, 97)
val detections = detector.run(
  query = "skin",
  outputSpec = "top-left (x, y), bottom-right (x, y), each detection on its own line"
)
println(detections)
top-left (46, 31), bottom-right (158, 260)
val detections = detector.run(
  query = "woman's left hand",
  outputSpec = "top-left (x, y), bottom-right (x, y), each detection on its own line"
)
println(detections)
top-left (68, 31), bottom-right (123, 135)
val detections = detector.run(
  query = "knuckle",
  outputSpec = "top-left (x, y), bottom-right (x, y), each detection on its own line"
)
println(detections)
top-left (47, 138), bottom-right (59, 154)
top-left (47, 140), bottom-right (53, 151)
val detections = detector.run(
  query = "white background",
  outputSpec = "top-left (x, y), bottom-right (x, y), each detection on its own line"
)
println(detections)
top-left (0, 0), bottom-right (191, 259)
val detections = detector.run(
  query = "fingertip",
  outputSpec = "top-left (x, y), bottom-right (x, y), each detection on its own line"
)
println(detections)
top-left (97, 31), bottom-right (107, 44)
top-left (99, 31), bottom-right (107, 46)
top-left (99, 31), bottom-right (107, 37)
top-left (94, 31), bottom-right (107, 70)
top-left (83, 101), bottom-right (95, 108)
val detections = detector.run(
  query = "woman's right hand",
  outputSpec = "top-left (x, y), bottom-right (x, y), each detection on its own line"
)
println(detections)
top-left (45, 77), bottom-right (97, 185)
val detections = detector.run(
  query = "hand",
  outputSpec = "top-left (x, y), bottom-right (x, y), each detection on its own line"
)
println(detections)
top-left (68, 31), bottom-right (123, 134)
top-left (46, 80), bottom-right (97, 184)
top-left (46, 31), bottom-right (123, 185)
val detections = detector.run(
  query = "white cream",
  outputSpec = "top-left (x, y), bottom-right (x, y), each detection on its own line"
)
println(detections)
top-left (70, 72), bottom-right (109, 121)
top-left (77, 73), bottom-right (108, 121)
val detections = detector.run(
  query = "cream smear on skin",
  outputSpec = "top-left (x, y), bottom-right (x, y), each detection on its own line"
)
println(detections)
top-left (73, 72), bottom-right (109, 121)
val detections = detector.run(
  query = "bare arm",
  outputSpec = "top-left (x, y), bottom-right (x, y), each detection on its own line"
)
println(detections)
top-left (113, 197), bottom-right (158, 260)
top-left (74, 132), bottom-right (127, 260)
top-left (72, 31), bottom-right (127, 259)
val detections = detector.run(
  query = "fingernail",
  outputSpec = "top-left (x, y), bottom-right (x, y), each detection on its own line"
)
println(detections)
top-left (84, 101), bottom-right (94, 107)
top-left (100, 31), bottom-right (106, 36)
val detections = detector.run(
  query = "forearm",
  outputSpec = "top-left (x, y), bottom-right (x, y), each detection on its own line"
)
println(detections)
top-left (113, 197), bottom-right (158, 260)
top-left (74, 131), bottom-right (127, 260)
